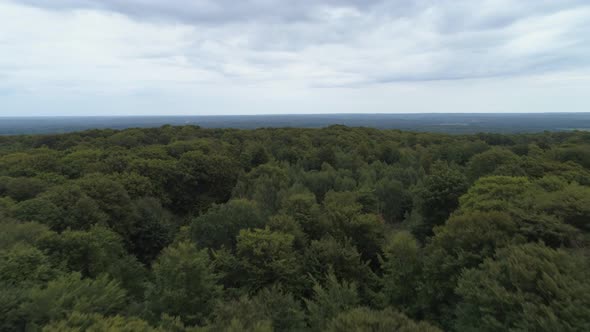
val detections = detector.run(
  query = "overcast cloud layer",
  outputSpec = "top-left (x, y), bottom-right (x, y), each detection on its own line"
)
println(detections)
top-left (1, 0), bottom-right (589, 115)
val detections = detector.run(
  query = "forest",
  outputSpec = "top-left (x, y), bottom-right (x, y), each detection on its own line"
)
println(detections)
top-left (0, 125), bottom-right (589, 331)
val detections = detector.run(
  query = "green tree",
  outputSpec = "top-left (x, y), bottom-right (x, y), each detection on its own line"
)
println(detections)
top-left (39, 184), bottom-right (109, 232)
top-left (232, 164), bottom-right (289, 213)
top-left (0, 220), bottom-right (53, 250)
top-left (178, 150), bottom-right (239, 212)
top-left (22, 273), bottom-right (127, 329)
top-left (191, 199), bottom-right (266, 250)
top-left (128, 158), bottom-right (186, 212)
top-left (0, 244), bottom-right (62, 331)
top-left (419, 211), bottom-right (519, 327)
top-left (455, 243), bottom-right (590, 332)
top-left (413, 161), bottom-right (468, 239)
top-left (375, 178), bottom-right (410, 224)
top-left (208, 286), bottom-right (305, 332)
top-left (533, 182), bottom-right (590, 232)
top-left (305, 272), bottom-right (360, 331)
top-left (43, 312), bottom-right (162, 332)
top-left (467, 147), bottom-right (521, 180)
top-left (459, 176), bottom-right (580, 247)
top-left (110, 172), bottom-right (156, 199)
top-left (0, 282), bottom-right (28, 332)
top-left (326, 307), bottom-right (441, 332)
top-left (0, 176), bottom-right (48, 201)
top-left (147, 241), bottom-right (220, 325)
top-left (128, 197), bottom-right (176, 265)
top-left (235, 228), bottom-right (302, 292)
top-left (304, 236), bottom-right (373, 288)
top-left (38, 226), bottom-right (146, 298)
top-left (76, 175), bottom-right (133, 236)
top-left (11, 198), bottom-right (61, 227)
top-left (241, 143), bottom-right (270, 170)
top-left (380, 231), bottom-right (421, 316)
top-left (280, 192), bottom-right (325, 240)
top-left (0, 244), bottom-right (60, 287)
top-left (267, 214), bottom-right (308, 250)
top-left (322, 191), bottom-right (386, 264)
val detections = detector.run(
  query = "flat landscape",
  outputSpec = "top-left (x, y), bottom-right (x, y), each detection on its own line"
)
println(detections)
top-left (1, 113), bottom-right (590, 135)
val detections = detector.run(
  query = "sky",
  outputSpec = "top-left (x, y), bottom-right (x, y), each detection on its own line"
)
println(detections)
top-left (1, 0), bottom-right (589, 116)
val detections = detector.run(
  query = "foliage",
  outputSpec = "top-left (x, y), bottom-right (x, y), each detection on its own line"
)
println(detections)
top-left (234, 228), bottom-right (302, 293)
top-left (22, 273), bottom-right (127, 329)
top-left (380, 231), bottom-right (421, 316)
top-left (305, 272), bottom-right (360, 331)
top-left (1, 125), bottom-right (589, 330)
top-left (413, 161), bottom-right (468, 239)
top-left (455, 243), bottom-right (590, 331)
top-left (206, 286), bottom-right (305, 332)
top-left (326, 307), bottom-right (441, 332)
top-left (42, 312), bottom-right (162, 332)
top-left (190, 199), bottom-right (266, 250)
top-left (146, 241), bottom-right (220, 325)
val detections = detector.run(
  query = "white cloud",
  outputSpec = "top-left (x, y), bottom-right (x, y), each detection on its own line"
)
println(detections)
top-left (1, 0), bottom-right (589, 115)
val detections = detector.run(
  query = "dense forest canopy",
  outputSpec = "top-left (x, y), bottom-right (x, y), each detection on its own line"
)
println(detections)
top-left (1, 125), bottom-right (589, 331)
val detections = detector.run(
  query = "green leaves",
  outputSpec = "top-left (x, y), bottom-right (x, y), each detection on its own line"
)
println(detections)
top-left (147, 241), bottom-right (220, 325)
top-left (207, 286), bottom-right (305, 332)
top-left (305, 273), bottom-right (360, 331)
top-left (455, 243), bottom-right (590, 332)
top-left (467, 147), bottom-right (521, 180)
top-left (0, 244), bottom-right (59, 288)
top-left (326, 307), bottom-right (441, 332)
top-left (413, 161), bottom-right (468, 239)
top-left (191, 199), bottom-right (266, 250)
top-left (43, 312), bottom-right (162, 332)
top-left (234, 228), bottom-right (301, 293)
top-left (23, 273), bottom-right (127, 328)
top-left (37, 226), bottom-right (147, 298)
top-left (380, 231), bottom-right (421, 315)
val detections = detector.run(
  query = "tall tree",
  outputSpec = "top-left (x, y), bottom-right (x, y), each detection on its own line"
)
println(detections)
top-left (146, 241), bottom-right (220, 325)
top-left (413, 161), bottom-right (468, 239)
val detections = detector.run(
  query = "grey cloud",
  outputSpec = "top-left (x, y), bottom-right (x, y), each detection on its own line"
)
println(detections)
top-left (7, 0), bottom-right (590, 87)
top-left (27, 0), bottom-right (579, 28)
top-left (16, 0), bottom-right (384, 23)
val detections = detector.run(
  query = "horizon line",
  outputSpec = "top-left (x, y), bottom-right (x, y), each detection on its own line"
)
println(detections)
top-left (1, 112), bottom-right (590, 118)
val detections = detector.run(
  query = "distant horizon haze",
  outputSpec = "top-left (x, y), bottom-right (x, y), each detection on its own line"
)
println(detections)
top-left (1, 113), bottom-right (589, 135)
top-left (2, 111), bottom-right (590, 117)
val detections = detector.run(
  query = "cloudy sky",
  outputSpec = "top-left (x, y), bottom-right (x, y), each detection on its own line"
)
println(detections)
top-left (1, 0), bottom-right (589, 115)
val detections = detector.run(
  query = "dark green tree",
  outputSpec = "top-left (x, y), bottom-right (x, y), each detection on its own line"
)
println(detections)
top-left (146, 241), bottom-right (220, 325)
top-left (37, 226), bottom-right (146, 298)
top-left (234, 228), bottom-right (302, 293)
top-left (190, 199), bottom-right (265, 250)
top-left (207, 286), bottom-right (305, 332)
top-left (467, 147), bottom-right (521, 180)
top-left (326, 307), bottom-right (441, 332)
top-left (380, 231), bottom-right (422, 316)
top-left (42, 312), bottom-right (162, 332)
top-left (413, 161), bottom-right (468, 239)
top-left (419, 211), bottom-right (519, 327)
top-left (305, 272), bottom-right (360, 331)
top-left (22, 273), bottom-right (127, 329)
top-left (455, 243), bottom-right (590, 332)
top-left (128, 197), bottom-right (176, 265)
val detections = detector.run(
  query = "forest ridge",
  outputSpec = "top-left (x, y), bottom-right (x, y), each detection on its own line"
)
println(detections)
top-left (1, 125), bottom-right (589, 331)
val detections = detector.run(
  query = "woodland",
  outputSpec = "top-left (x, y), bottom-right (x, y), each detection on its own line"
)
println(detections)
top-left (0, 125), bottom-right (589, 331)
